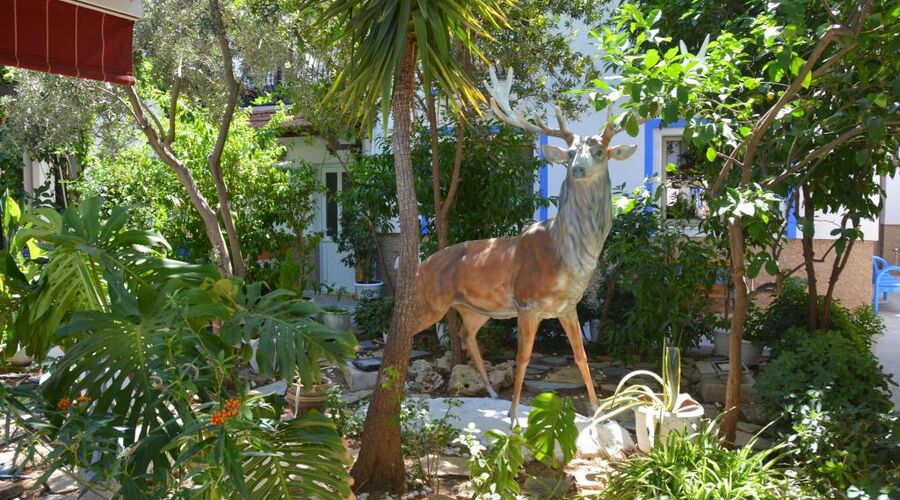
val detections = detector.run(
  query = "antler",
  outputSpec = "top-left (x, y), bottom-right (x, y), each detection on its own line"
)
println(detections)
top-left (484, 66), bottom-right (575, 146)
top-left (600, 106), bottom-right (619, 146)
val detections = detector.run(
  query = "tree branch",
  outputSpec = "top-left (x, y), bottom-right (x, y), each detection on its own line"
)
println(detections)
top-left (166, 73), bottom-right (182, 145)
top-left (765, 124), bottom-right (867, 188)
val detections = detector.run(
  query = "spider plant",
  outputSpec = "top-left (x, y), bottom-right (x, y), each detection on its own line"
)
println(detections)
top-left (594, 344), bottom-right (682, 422)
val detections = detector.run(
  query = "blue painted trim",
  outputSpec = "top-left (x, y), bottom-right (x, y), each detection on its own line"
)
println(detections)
top-left (538, 134), bottom-right (549, 220)
top-left (786, 188), bottom-right (798, 239)
top-left (643, 118), bottom-right (688, 192)
top-left (420, 215), bottom-right (429, 235)
top-left (643, 119), bottom-right (661, 192)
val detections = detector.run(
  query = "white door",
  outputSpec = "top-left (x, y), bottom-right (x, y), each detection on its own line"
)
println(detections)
top-left (319, 167), bottom-right (357, 290)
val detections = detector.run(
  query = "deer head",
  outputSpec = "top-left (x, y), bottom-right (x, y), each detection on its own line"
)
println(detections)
top-left (485, 66), bottom-right (637, 182)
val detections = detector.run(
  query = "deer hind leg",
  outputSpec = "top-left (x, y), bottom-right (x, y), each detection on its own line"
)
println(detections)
top-left (456, 308), bottom-right (493, 397)
top-left (559, 311), bottom-right (599, 412)
top-left (510, 313), bottom-right (539, 421)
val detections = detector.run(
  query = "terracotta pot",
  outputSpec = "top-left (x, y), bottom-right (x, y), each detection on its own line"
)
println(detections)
top-left (633, 393), bottom-right (704, 452)
top-left (287, 383), bottom-right (330, 416)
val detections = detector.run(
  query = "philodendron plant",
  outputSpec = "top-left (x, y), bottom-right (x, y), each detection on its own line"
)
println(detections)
top-left (594, 344), bottom-right (682, 422)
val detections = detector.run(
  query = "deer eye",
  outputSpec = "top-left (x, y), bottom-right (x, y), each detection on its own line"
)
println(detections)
top-left (593, 148), bottom-right (605, 159)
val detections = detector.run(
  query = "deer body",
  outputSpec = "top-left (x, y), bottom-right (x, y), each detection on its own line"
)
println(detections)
top-left (412, 67), bottom-right (636, 418)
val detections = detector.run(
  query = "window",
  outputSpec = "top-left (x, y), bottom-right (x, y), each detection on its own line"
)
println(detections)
top-left (661, 138), bottom-right (707, 220)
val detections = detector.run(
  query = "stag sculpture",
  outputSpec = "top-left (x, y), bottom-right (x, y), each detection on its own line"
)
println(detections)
top-left (413, 67), bottom-right (636, 417)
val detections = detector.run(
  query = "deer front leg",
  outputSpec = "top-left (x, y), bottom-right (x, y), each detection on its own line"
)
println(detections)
top-left (510, 313), bottom-right (539, 423)
top-left (457, 309), bottom-right (494, 398)
top-left (559, 311), bottom-right (599, 412)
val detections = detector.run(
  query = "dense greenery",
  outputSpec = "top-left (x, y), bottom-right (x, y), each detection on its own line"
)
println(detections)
top-left (1, 198), bottom-right (355, 496)
top-left (74, 107), bottom-right (321, 279)
top-left (411, 122), bottom-right (549, 257)
top-left (596, 185), bottom-right (718, 359)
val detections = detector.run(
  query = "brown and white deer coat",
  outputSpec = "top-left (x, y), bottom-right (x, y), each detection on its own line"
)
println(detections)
top-left (412, 67), bottom-right (636, 417)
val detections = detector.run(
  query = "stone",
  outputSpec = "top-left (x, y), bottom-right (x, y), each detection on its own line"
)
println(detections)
top-left (449, 365), bottom-right (487, 396)
top-left (546, 365), bottom-right (588, 384)
top-left (423, 397), bottom-right (634, 460)
top-left (251, 380), bottom-right (287, 396)
top-left (345, 363), bottom-right (379, 392)
top-left (357, 339), bottom-right (380, 352)
top-left (435, 351), bottom-right (453, 374)
top-left (47, 470), bottom-right (77, 493)
top-left (740, 401), bottom-right (771, 425)
top-left (0, 482), bottom-right (23, 500)
top-left (524, 380), bottom-right (585, 393)
top-left (43, 495), bottom-right (79, 500)
top-left (342, 389), bottom-right (373, 405)
top-left (737, 421), bottom-right (762, 434)
top-left (488, 361), bottom-right (514, 390)
top-left (542, 356), bottom-right (569, 367)
top-left (410, 350), bottom-right (431, 361)
top-left (352, 357), bottom-right (383, 372)
top-left (525, 364), bottom-right (552, 377)
top-left (409, 359), bottom-right (444, 393)
top-left (698, 374), bottom-right (754, 404)
top-left (433, 455), bottom-right (469, 477)
top-left (600, 366), bottom-right (632, 380)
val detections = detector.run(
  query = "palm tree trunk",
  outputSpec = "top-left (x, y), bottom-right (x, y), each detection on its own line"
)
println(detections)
top-left (351, 40), bottom-right (419, 494)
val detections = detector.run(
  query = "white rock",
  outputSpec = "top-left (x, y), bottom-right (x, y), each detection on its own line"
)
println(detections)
top-left (409, 360), bottom-right (443, 393)
top-left (47, 470), bottom-right (77, 493)
top-left (448, 365), bottom-right (486, 396)
top-left (435, 351), bottom-right (453, 374)
top-left (488, 361), bottom-right (514, 390)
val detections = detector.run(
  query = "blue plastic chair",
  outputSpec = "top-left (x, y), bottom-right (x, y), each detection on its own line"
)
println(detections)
top-left (872, 256), bottom-right (900, 312)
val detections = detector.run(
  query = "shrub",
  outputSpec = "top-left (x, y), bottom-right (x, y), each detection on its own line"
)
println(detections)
top-left (353, 295), bottom-right (394, 339)
top-left (750, 278), bottom-right (885, 356)
top-left (603, 419), bottom-right (806, 499)
top-left (755, 331), bottom-right (894, 420)
top-left (597, 185), bottom-right (718, 360)
top-left (786, 389), bottom-right (900, 497)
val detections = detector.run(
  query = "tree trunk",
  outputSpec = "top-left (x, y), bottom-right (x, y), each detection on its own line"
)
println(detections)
top-left (823, 215), bottom-right (855, 329)
top-left (351, 40), bottom-right (419, 495)
top-left (124, 86), bottom-right (233, 277)
top-left (722, 218), bottom-right (748, 445)
top-left (800, 185), bottom-right (818, 331)
top-left (425, 92), bottom-right (466, 364)
top-left (209, 0), bottom-right (246, 276)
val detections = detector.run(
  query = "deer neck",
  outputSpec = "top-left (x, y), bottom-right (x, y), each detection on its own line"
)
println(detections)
top-left (551, 171), bottom-right (612, 283)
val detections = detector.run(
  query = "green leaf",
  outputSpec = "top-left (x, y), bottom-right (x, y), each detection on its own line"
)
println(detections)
top-left (644, 49), bottom-right (660, 68)
top-left (706, 146), bottom-right (716, 162)
top-left (524, 393), bottom-right (578, 467)
top-left (625, 115), bottom-right (639, 137)
top-left (747, 259), bottom-right (763, 279)
top-left (2, 194), bottom-right (21, 229)
top-left (765, 260), bottom-right (779, 276)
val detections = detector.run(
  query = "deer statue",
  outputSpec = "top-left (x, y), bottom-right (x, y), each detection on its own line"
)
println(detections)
top-left (412, 66), bottom-right (637, 418)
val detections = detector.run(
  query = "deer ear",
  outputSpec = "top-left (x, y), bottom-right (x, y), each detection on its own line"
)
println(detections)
top-left (608, 144), bottom-right (638, 161)
top-left (541, 144), bottom-right (569, 164)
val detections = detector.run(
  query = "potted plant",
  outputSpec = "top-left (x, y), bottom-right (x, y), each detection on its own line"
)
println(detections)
top-left (595, 345), bottom-right (704, 452)
top-left (317, 284), bottom-right (353, 332)
top-left (286, 374), bottom-right (333, 416)
top-left (353, 295), bottom-right (394, 340)
top-left (335, 205), bottom-right (383, 298)
top-left (712, 307), bottom-right (764, 365)
top-left (277, 232), bottom-right (323, 303)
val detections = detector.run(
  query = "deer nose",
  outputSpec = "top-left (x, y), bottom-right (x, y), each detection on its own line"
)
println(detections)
top-left (572, 166), bottom-right (587, 178)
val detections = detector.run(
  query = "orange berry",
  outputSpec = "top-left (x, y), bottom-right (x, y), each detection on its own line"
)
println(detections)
top-left (75, 395), bottom-right (92, 405)
top-left (57, 398), bottom-right (71, 410)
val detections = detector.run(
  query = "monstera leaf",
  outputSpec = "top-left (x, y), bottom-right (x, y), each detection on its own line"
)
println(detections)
top-left (222, 282), bottom-right (357, 387)
top-left (41, 282), bottom-right (230, 485)
top-left (11, 198), bottom-right (215, 359)
top-left (524, 393), bottom-right (578, 467)
top-left (240, 412), bottom-right (353, 499)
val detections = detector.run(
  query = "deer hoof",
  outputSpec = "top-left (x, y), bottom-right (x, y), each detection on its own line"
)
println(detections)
top-left (487, 387), bottom-right (499, 399)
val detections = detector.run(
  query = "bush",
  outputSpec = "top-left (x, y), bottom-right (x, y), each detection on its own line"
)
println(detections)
top-left (755, 331), bottom-right (898, 495)
top-left (749, 278), bottom-right (885, 356)
top-left (755, 331), bottom-right (894, 420)
top-left (597, 185), bottom-right (718, 360)
top-left (352, 295), bottom-right (394, 339)
top-left (786, 389), bottom-right (899, 497)
top-left (603, 419), bottom-right (807, 499)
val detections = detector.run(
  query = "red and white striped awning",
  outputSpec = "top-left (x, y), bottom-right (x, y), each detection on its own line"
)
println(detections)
top-left (0, 0), bottom-right (142, 85)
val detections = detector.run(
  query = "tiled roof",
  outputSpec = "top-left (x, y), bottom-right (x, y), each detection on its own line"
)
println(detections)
top-left (247, 107), bottom-right (310, 129)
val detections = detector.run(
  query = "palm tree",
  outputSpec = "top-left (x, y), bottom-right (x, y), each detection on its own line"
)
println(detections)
top-left (308, 0), bottom-right (510, 492)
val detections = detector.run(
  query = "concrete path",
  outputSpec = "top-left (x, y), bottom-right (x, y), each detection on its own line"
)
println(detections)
top-left (874, 296), bottom-right (900, 409)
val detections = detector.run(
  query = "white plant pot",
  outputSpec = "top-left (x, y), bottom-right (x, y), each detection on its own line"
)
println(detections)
top-left (320, 310), bottom-right (353, 332)
top-left (354, 281), bottom-right (383, 299)
top-left (712, 329), bottom-right (763, 365)
top-left (633, 393), bottom-right (704, 453)
top-left (436, 322), bottom-right (449, 346)
top-left (8, 349), bottom-right (33, 366)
